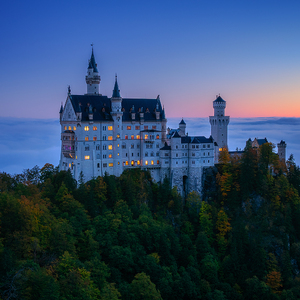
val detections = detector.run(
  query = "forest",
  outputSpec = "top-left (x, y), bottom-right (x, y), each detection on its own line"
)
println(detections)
top-left (1, 142), bottom-right (300, 299)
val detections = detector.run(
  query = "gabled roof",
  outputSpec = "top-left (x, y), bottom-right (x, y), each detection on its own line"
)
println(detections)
top-left (172, 131), bottom-right (181, 138)
top-left (160, 142), bottom-right (171, 150)
top-left (181, 136), bottom-right (214, 144)
top-left (69, 95), bottom-right (165, 122)
top-left (179, 118), bottom-right (186, 125)
top-left (256, 138), bottom-right (268, 146)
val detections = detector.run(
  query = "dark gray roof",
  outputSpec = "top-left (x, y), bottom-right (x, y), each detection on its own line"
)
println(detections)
top-left (88, 49), bottom-right (98, 73)
top-left (257, 138), bottom-right (268, 146)
top-left (179, 118), bottom-right (186, 125)
top-left (213, 96), bottom-right (225, 103)
top-left (172, 131), bottom-right (181, 138)
top-left (69, 95), bottom-right (165, 122)
top-left (160, 142), bottom-right (171, 150)
top-left (181, 136), bottom-right (213, 144)
top-left (112, 76), bottom-right (121, 98)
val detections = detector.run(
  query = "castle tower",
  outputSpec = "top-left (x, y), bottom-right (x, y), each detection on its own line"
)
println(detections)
top-left (179, 119), bottom-right (186, 136)
top-left (85, 48), bottom-right (100, 95)
top-left (110, 76), bottom-right (123, 176)
top-left (209, 95), bottom-right (230, 149)
top-left (277, 140), bottom-right (287, 162)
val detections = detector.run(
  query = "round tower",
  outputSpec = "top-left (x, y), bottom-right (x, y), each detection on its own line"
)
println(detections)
top-left (85, 47), bottom-right (100, 95)
top-left (277, 140), bottom-right (287, 162)
top-left (209, 95), bottom-right (230, 150)
top-left (179, 118), bottom-right (186, 136)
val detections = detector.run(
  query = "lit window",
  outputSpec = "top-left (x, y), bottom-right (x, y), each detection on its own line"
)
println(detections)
top-left (69, 163), bottom-right (71, 168)
top-left (131, 160), bottom-right (134, 166)
top-left (126, 161), bottom-right (128, 165)
top-left (85, 156), bottom-right (90, 160)
top-left (156, 134), bottom-right (159, 139)
top-left (108, 126), bottom-right (113, 131)
top-left (109, 163), bottom-right (113, 167)
top-left (151, 160), bottom-right (154, 165)
top-left (144, 126), bottom-right (148, 130)
top-left (68, 126), bottom-right (71, 130)
top-left (84, 126), bottom-right (89, 131)
top-left (109, 154), bottom-right (112, 158)
top-left (117, 152), bottom-right (120, 156)
top-left (152, 126), bottom-right (156, 129)
top-left (131, 135), bottom-right (134, 139)
top-left (145, 160), bottom-right (148, 165)
top-left (117, 134), bottom-right (120, 138)
top-left (85, 137), bottom-right (89, 141)
top-left (219, 148), bottom-right (222, 151)
top-left (73, 126), bottom-right (76, 131)
top-left (136, 135), bottom-right (140, 139)
top-left (64, 126), bottom-right (67, 130)
top-left (93, 126), bottom-right (97, 131)
top-left (93, 137), bottom-right (97, 141)
top-left (117, 144), bottom-right (120, 147)
top-left (137, 160), bottom-right (140, 165)
top-left (76, 156), bottom-right (77, 159)
top-left (118, 162), bottom-right (120, 165)
top-left (157, 160), bottom-right (159, 164)
top-left (127, 126), bottom-right (131, 130)
top-left (108, 145), bottom-right (113, 150)
top-left (145, 134), bottom-right (148, 140)
top-left (125, 135), bottom-right (128, 139)
top-left (108, 136), bottom-right (113, 140)
top-left (103, 163), bottom-right (107, 167)
top-left (135, 126), bottom-right (140, 130)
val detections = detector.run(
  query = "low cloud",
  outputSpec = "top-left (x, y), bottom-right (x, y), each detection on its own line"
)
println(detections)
top-left (1, 117), bottom-right (299, 175)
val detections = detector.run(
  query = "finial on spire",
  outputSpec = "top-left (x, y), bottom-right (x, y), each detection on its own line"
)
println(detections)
top-left (68, 85), bottom-right (71, 94)
top-left (112, 75), bottom-right (121, 98)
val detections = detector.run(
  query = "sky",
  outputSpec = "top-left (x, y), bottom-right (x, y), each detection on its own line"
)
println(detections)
top-left (1, 0), bottom-right (300, 118)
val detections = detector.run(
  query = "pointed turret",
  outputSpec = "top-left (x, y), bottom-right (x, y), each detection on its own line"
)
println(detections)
top-left (85, 46), bottom-right (100, 95)
top-left (112, 75), bottom-right (121, 98)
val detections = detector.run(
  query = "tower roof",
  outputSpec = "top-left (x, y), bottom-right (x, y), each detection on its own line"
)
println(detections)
top-left (179, 118), bottom-right (186, 125)
top-left (88, 48), bottom-right (98, 73)
top-left (213, 95), bottom-right (226, 103)
top-left (112, 76), bottom-right (121, 98)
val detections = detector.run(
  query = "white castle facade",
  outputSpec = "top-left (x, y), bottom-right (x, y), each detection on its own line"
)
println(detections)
top-left (59, 50), bottom-right (285, 196)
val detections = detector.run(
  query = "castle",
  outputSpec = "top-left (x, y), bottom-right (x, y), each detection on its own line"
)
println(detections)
top-left (59, 49), bottom-right (286, 195)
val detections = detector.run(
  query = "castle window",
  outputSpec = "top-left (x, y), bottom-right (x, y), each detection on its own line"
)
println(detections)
top-left (93, 126), bottom-right (97, 131)
top-left (85, 156), bottom-right (90, 160)
top-left (207, 144), bottom-right (210, 148)
top-left (64, 126), bottom-right (67, 130)
top-left (182, 153), bottom-right (184, 156)
top-left (96, 154), bottom-right (100, 159)
top-left (103, 154), bottom-right (107, 158)
top-left (131, 135), bottom-right (134, 139)
top-left (145, 152), bottom-right (148, 157)
top-left (203, 152), bottom-right (205, 156)
top-left (176, 162), bottom-right (178, 164)
top-left (126, 153), bottom-right (128, 157)
top-left (152, 126), bottom-right (156, 129)
top-left (137, 144), bottom-right (140, 149)
top-left (182, 145), bottom-right (184, 148)
top-left (185, 145), bottom-right (187, 148)
top-left (127, 126), bottom-right (131, 130)
top-left (122, 144), bottom-right (126, 149)
top-left (203, 160), bottom-right (205, 163)
top-left (96, 145), bottom-right (100, 150)
top-left (145, 160), bottom-right (148, 165)
top-left (85, 137), bottom-right (89, 141)
top-left (131, 144), bottom-right (134, 149)
top-left (103, 135), bottom-right (107, 140)
top-left (192, 161), bottom-right (195, 164)
top-left (176, 154), bottom-right (178, 157)
top-left (156, 134), bottom-right (159, 139)
top-left (176, 146), bottom-right (178, 149)
top-left (84, 126), bottom-right (89, 131)
top-left (108, 126), bottom-right (113, 130)
top-left (182, 161), bottom-right (184, 164)
top-left (117, 134), bottom-right (120, 139)
top-left (135, 126), bottom-right (140, 130)
top-left (126, 161), bottom-right (128, 165)
top-left (97, 163), bottom-right (100, 168)
top-left (137, 160), bottom-right (140, 165)
top-left (156, 152), bottom-right (159, 156)
top-left (192, 145), bottom-right (195, 148)
top-left (103, 163), bottom-right (107, 167)
top-left (203, 145), bottom-right (206, 148)
top-left (73, 126), bottom-right (76, 131)
top-left (145, 134), bottom-right (148, 140)
top-left (103, 126), bottom-right (106, 130)
top-left (125, 135), bottom-right (128, 139)
top-left (93, 137), bottom-right (97, 141)
top-left (165, 161), bottom-right (169, 164)
top-left (132, 153), bottom-right (134, 157)
top-left (208, 160), bottom-right (210, 163)
top-left (156, 144), bottom-right (159, 148)
top-left (157, 160), bottom-right (159, 164)
top-left (151, 152), bottom-right (154, 157)
top-left (137, 153), bottom-right (139, 156)
top-left (196, 145), bottom-right (199, 149)
top-left (131, 160), bottom-right (134, 166)
top-left (118, 152), bottom-right (120, 156)
top-left (109, 154), bottom-right (112, 158)
top-left (103, 145), bottom-right (106, 150)
top-left (85, 146), bottom-right (89, 151)
top-left (144, 126), bottom-right (148, 130)
top-left (136, 135), bottom-right (140, 139)
top-left (117, 144), bottom-right (120, 147)
top-left (68, 126), bottom-right (71, 130)
top-left (192, 153), bottom-right (195, 156)
top-left (165, 153), bottom-right (169, 157)
top-left (118, 162), bottom-right (120, 165)
top-left (151, 160), bottom-right (154, 165)
top-left (108, 136), bottom-right (113, 141)
top-left (108, 145), bottom-right (113, 150)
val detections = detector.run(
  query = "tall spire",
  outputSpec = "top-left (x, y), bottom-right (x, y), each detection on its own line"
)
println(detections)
top-left (88, 46), bottom-right (98, 72)
top-left (112, 75), bottom-right (121, 98)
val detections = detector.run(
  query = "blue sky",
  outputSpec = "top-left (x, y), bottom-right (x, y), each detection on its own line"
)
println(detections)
top-left (1, 0), bottom-right (300, 118)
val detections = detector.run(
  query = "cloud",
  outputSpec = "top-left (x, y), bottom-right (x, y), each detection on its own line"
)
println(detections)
top-left (1, 117), bottom-right (299, 175)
